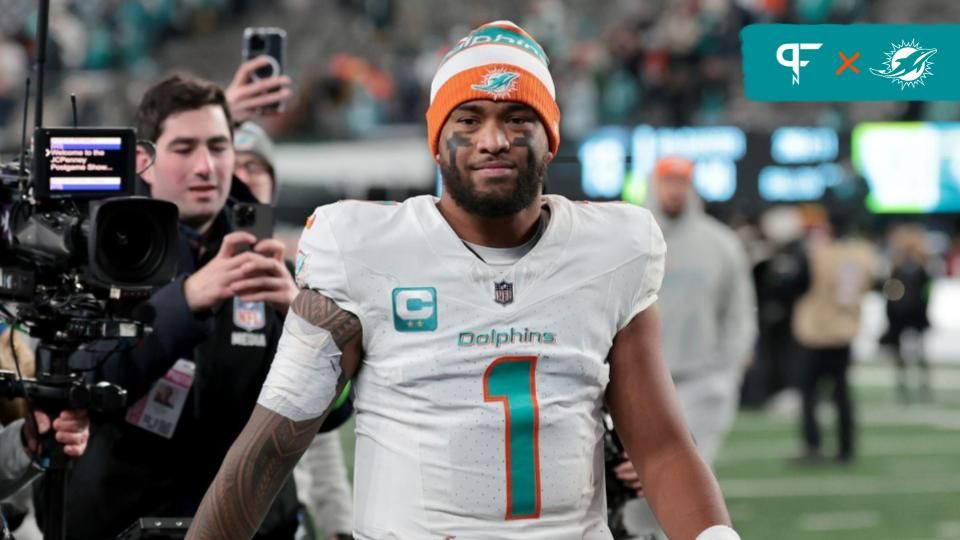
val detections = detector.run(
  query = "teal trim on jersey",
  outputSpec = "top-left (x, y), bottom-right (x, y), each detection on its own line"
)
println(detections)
top-left (294, 250), bottom-right (308, 282)
top-left (391, 287), bottom-right (438, 332)
top-left (485, 357), bottom-right (540, 518)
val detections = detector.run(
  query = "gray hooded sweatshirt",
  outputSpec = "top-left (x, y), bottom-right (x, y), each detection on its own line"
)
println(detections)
top-left (647, 192), bottom-right (757, 382)
top-left (624, 189), bottom-right (759, 536)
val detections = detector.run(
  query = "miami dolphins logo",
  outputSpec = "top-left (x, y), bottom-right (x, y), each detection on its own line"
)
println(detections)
top-left (471, 69), bottom-right (520, 99)
top-left (870, 39), bottom-right (937, 89)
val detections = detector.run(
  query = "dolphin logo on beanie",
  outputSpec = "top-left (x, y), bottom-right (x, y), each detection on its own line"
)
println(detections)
top-left (426, 20), bottom-right (561, 158)
top-left (471, 69), bottom-right (521, 98)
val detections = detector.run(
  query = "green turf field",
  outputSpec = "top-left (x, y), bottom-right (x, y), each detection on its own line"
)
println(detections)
top-left (336, 363), bottom-right (960, 539)
top-left (716, 364), bottom-right (960, 540)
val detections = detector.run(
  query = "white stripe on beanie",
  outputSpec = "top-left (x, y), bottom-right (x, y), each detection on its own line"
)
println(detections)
top-left (430, 43), bottom-right (556, 102)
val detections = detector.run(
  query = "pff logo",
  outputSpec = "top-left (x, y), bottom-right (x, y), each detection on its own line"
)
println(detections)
top-left (392, 287), bottom-right (437, 332)
top-left (777, 42), bottom-right (823, 85)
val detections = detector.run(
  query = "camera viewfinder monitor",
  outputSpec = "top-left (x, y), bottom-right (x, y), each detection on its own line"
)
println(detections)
top-left (33, 127), bottom-right (137, 199)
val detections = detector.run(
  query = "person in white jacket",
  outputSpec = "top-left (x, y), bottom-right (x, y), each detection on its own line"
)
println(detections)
top-left (620, 156), bottom-right (757, 539)
top-left (293, 431), bottom-right (353, 539)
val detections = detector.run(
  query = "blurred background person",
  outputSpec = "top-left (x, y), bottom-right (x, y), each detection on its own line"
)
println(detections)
top-left (620, 156), bottom-right (757, 539)
top-left (945, 230), bottom-right (960, 277)
top-left (233, 121), bottom-right (355, 540)
top-left (881, 224), bottom-right (934, 403)
top-left (740, 206), bottom-right (810, 408)
top-left (234, 120), bottom-right (278, 205)
top-left (292, 429), bottom-right (354, 540)
top-left (791, 212), bottom-right (876, 464)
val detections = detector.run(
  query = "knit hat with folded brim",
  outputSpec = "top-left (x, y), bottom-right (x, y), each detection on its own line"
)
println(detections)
top-left (234, 121), bottom-right (276, 171)
top-left (426, 20), bottom-right (560, 158)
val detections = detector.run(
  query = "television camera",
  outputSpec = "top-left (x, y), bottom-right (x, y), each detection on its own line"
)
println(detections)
top-left (0, 4), bottom-right (180, 540)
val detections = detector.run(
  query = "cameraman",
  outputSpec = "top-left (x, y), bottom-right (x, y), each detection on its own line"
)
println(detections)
top-left (51, 74), bottom-right (346, 540)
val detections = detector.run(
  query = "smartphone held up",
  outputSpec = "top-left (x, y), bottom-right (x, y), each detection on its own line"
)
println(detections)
top-left (232, 202), bottom-right (276, 254)
top-left (241, 27), bottom-right (288, 113)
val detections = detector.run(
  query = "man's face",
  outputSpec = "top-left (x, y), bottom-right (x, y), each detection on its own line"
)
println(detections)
top-left (234, 151), bottom-right (274, 204)
top-left (140, 105), bottom-right (234, 229)
top-left (654, 173), bottom-right (693, 218)
top-left (437, 100), bottom-right (554, 217)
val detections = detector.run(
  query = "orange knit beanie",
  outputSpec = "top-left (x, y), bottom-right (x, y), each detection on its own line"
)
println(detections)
top-left (426, 20), bottom-right (560, 157)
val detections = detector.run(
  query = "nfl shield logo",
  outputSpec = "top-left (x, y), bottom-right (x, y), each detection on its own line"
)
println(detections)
top-left (493, 280), bottom-right (514, 306)
top-left (233, 297), bottom-right (266, 331)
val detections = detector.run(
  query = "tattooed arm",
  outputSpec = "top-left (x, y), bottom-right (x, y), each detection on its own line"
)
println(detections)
top-left (187, 290), bottom-right (362, 539)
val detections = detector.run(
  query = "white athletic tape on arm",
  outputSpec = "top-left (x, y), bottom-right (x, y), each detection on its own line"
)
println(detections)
top-left (257, 311), bottom-right (343, 421)
top-left (696, 525), bottom-right (741, 540)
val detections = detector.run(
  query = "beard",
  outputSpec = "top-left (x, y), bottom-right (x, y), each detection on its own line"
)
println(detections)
top-left (661, 205), bottom-right (683, 220)
top-left (440, 157), bottom-right (546, 218)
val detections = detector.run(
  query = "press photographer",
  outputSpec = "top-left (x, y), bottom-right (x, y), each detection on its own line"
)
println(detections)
top-left (53, 69), bottom-right (350, 540)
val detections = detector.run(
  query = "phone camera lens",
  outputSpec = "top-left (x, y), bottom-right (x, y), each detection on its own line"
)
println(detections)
top-left (236, 205), bottom-right (255, 227)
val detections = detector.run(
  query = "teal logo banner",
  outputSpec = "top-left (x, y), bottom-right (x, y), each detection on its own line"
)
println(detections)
top-left (742, 25), bottom-right (954, 101)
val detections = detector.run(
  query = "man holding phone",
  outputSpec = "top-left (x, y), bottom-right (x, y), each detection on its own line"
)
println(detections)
top-left (55, 74), bottom-right (348, 540)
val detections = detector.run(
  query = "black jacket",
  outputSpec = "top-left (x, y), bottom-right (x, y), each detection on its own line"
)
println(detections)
top-left (44, 207), bottom-right (351, 540)
top-left (881, 260), bottom-right (931, 344)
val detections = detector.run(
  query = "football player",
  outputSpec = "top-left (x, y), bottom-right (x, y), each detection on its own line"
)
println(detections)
top-left (189, 21), bottom-right (740, 540)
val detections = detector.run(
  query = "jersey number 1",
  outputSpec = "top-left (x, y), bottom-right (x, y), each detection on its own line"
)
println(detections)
top-left (483, 355), bottom-right (541, 520)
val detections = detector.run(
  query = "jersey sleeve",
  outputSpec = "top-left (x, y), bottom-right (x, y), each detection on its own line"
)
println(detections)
top-left (616, 209), bottom-right (666, 330)
top-left (295, 205), bottom-right (361, 316)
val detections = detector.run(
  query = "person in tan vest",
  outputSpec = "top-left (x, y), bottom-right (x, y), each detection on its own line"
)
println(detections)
top-left (792, 214), bottom-right (876, 463)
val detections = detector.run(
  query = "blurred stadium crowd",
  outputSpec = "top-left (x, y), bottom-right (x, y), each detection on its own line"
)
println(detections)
top-left (1, 1), bottom-right (959, 539)
top-left (6, 0), bottom-right (960, 148)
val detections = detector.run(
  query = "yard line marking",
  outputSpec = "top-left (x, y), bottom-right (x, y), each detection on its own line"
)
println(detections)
top-left (717, 434), bottom-right (960, 462)
top-left (721, 476), bottom-right (960, 498)
top-left (799, 510), bottom-right (879, 531)
top-left (937, 521), bottom-right (960, 538)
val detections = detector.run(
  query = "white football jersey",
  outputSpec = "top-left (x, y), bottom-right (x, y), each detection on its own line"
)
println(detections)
top-left (296, 195), bottom-right (665, 540)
